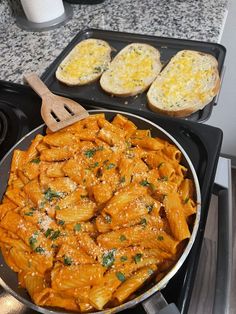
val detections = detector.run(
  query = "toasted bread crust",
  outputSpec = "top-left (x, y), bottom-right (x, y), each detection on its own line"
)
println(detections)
top-left (100, 83), bottom-right (151, 98)
top-left (147, 50), bottom-right (220, 117)
top-left (100, 43), bottom-right (162, 97)
top-left (56, 39), bottom-right (112, 86)
top-left (147, 100), bottom-right (200, 117)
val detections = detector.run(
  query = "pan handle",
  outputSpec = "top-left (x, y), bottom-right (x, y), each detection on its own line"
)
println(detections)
top-left (142, 291), bottom-right (180, 314)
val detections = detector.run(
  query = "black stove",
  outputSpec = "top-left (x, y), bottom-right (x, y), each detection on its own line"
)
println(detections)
top-left (0, 84), bottom-right (41, 160)
top-left (0, 80), bottom-right (223, 314)
top-left (0, 110), bottom-right (8, 146)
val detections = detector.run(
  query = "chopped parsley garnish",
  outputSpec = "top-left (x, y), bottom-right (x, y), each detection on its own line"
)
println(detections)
top-left (120, 256), bottom-right (128, 262)
top-left (64, 256), bottom-right (73, 266)
top-left (104, 214), bottom-right (112, 224)
top-left (184, 197), bottom-right (189, 204)
top-left (55, 205), bottom-right (61, 210)
top-left (134, 253), bottom-right (143, 264)
top-left (58, 220), bottom-right (65, 226)
top-left (119, 234), bottom-right (127, 242)
top-left (93, 66), bottom-right (102, 73)
top-left (139, 179), bottom-right (150, 187)
top-left (133, 48), bottom-right (142, 55)
top-left (45, 228), bottom-right (53, 238)
top-left (102, 249), bottom-right (116, 268)
top-left (105, 163), bottom-right (116, 170)
top-left (139, 180), bottom-right (155, 191)
top-left (44, 188), bottom-right (61, 201)
top-left (140, 218), bottom-right (147, 226)
top-left (157, 235), bottom-right (164, 241)
top-left (34, 246), bottom-right (45, 254)
top-left (24, 211), bottom-right (34, 216)
top-left (84, 148), bottom-right (96, 158)
top-left (84, 146), bottom-right (103, 158)
top-left (116, 272), bottom-right (126, 282)
top-left (146, 204), bottom-right (154, 213)
top-left (31, 157), bottom-right (40, 164)
top-left (120, 176), bottom-right (126, 183)
top-left (29, 232), bottom-right (39, 250)
top-left (74, 223), bottom-right (81, 232)
top-left (158, 162), bottom-right (164, 169)
top-left (50, 230), bottom-right (60, 240)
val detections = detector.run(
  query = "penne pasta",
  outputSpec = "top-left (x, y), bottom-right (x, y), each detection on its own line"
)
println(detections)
top-left (0, 113), bottom-right (197, 312)
top-left (113, 265), bottom-right (157, 303)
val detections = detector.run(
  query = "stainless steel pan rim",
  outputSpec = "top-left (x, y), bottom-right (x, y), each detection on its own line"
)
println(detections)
top-left (0, 109), bottom-right (201, 314)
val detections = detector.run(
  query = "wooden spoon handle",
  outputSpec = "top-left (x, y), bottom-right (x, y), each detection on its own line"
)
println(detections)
top-left (24, 73), bottom-right (51, 98)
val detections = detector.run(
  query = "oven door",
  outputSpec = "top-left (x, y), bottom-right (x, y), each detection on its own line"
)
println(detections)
top-left (0, 158), bottom-right (232, 314)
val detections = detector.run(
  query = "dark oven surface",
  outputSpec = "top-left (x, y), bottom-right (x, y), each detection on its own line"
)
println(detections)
top-left (0, 80), bottom-right (222, 313)
top-left (41, 28), bottom-right (226, 124)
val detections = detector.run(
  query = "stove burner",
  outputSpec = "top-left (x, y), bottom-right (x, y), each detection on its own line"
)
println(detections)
top-left (0, 100), bottom-right (29, 160)
top-left (0, 111), bottom-right (8, 145)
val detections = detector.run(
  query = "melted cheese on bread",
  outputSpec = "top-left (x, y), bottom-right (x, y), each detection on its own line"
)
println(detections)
top-left (56, 39), bottom-right (112, 86)
top-left (100, 43), bottom-right (162, 97)
top-left (147, 50), bottom-right (220, 117)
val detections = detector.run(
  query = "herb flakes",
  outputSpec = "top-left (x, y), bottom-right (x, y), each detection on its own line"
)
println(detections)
top-left (64, 256), bottom-right (73, 266)
top-left (50, 230), bottom-right (61, 240)
top-left (34, 246), bottom-right (45, 254)
top-left (140, 218), bottom-right (147, 226)
top-left (24, 211), bottom-right (34, 216)
top-left (84, 146), bottom-right (103, 158)
top-left (157, 235), bottom-right (164, 241)
top-left (102, 249), bottom-right (116, 268)
top-left (105, 163), bottom-right (116, 170)
top-left (44, 188), bottom-right (61, 202)
top-left (134, 253), bottom-right (143, 264)
top-left (146, 204), bottom-right (154, 213)
top-left (31, 157), bottom-right (40, 164)
top-left (116, 272), bottom-right (126, 282)
top-left (104, 214), bottom-right (112, 224)
top-left (29, 232), bottom-right (39, 250)
top-left (120, 256), bottom-right (128, 262)
top-left (119, 234), bottom-right (127, 242)
top-left (74, 223), bottom-right (81, 232)
top-left (45, 228), bottom-right (53, 238)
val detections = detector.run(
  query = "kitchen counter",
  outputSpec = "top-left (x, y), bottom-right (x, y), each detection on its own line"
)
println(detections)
top-left (0, 0), bottom-right (228, 84)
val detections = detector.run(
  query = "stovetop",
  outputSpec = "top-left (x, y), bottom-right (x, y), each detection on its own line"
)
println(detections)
top-left (0, 80), bottom-right (223, 314)
top-left (0, 87), bottom-right (40, 160)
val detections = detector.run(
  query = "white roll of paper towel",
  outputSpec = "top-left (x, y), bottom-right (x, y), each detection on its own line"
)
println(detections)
top-left (20, 0), bottom-right (65, 23)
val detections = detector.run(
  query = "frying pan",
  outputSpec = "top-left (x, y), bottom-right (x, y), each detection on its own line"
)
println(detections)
top-left (0, 110), bottom-right (201, 314)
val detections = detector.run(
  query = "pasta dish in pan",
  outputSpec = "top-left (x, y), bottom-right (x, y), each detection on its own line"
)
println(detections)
top-left (0, 113), bottom-right (197, 312)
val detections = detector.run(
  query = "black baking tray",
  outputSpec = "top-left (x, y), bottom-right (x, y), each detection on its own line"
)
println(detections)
top-left (0, 80), bottom-right (223, 313)
top-left (41, 28), bottom-right (226, 123)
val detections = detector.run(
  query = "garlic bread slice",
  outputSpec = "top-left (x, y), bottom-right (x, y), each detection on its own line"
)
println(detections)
top-left (56, 38), bottom-right (112, 86)
top-left (147, 50), bottom-right (220, 117)
top-left (100, 43), bottom-right (162, 97)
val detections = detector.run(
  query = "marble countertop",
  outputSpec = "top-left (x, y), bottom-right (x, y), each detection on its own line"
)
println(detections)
top-left (0, 0), bottom-right (228, 84)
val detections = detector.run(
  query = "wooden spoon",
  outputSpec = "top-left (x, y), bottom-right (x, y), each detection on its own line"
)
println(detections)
top-left (24, 73), bottom-right (89, 132)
